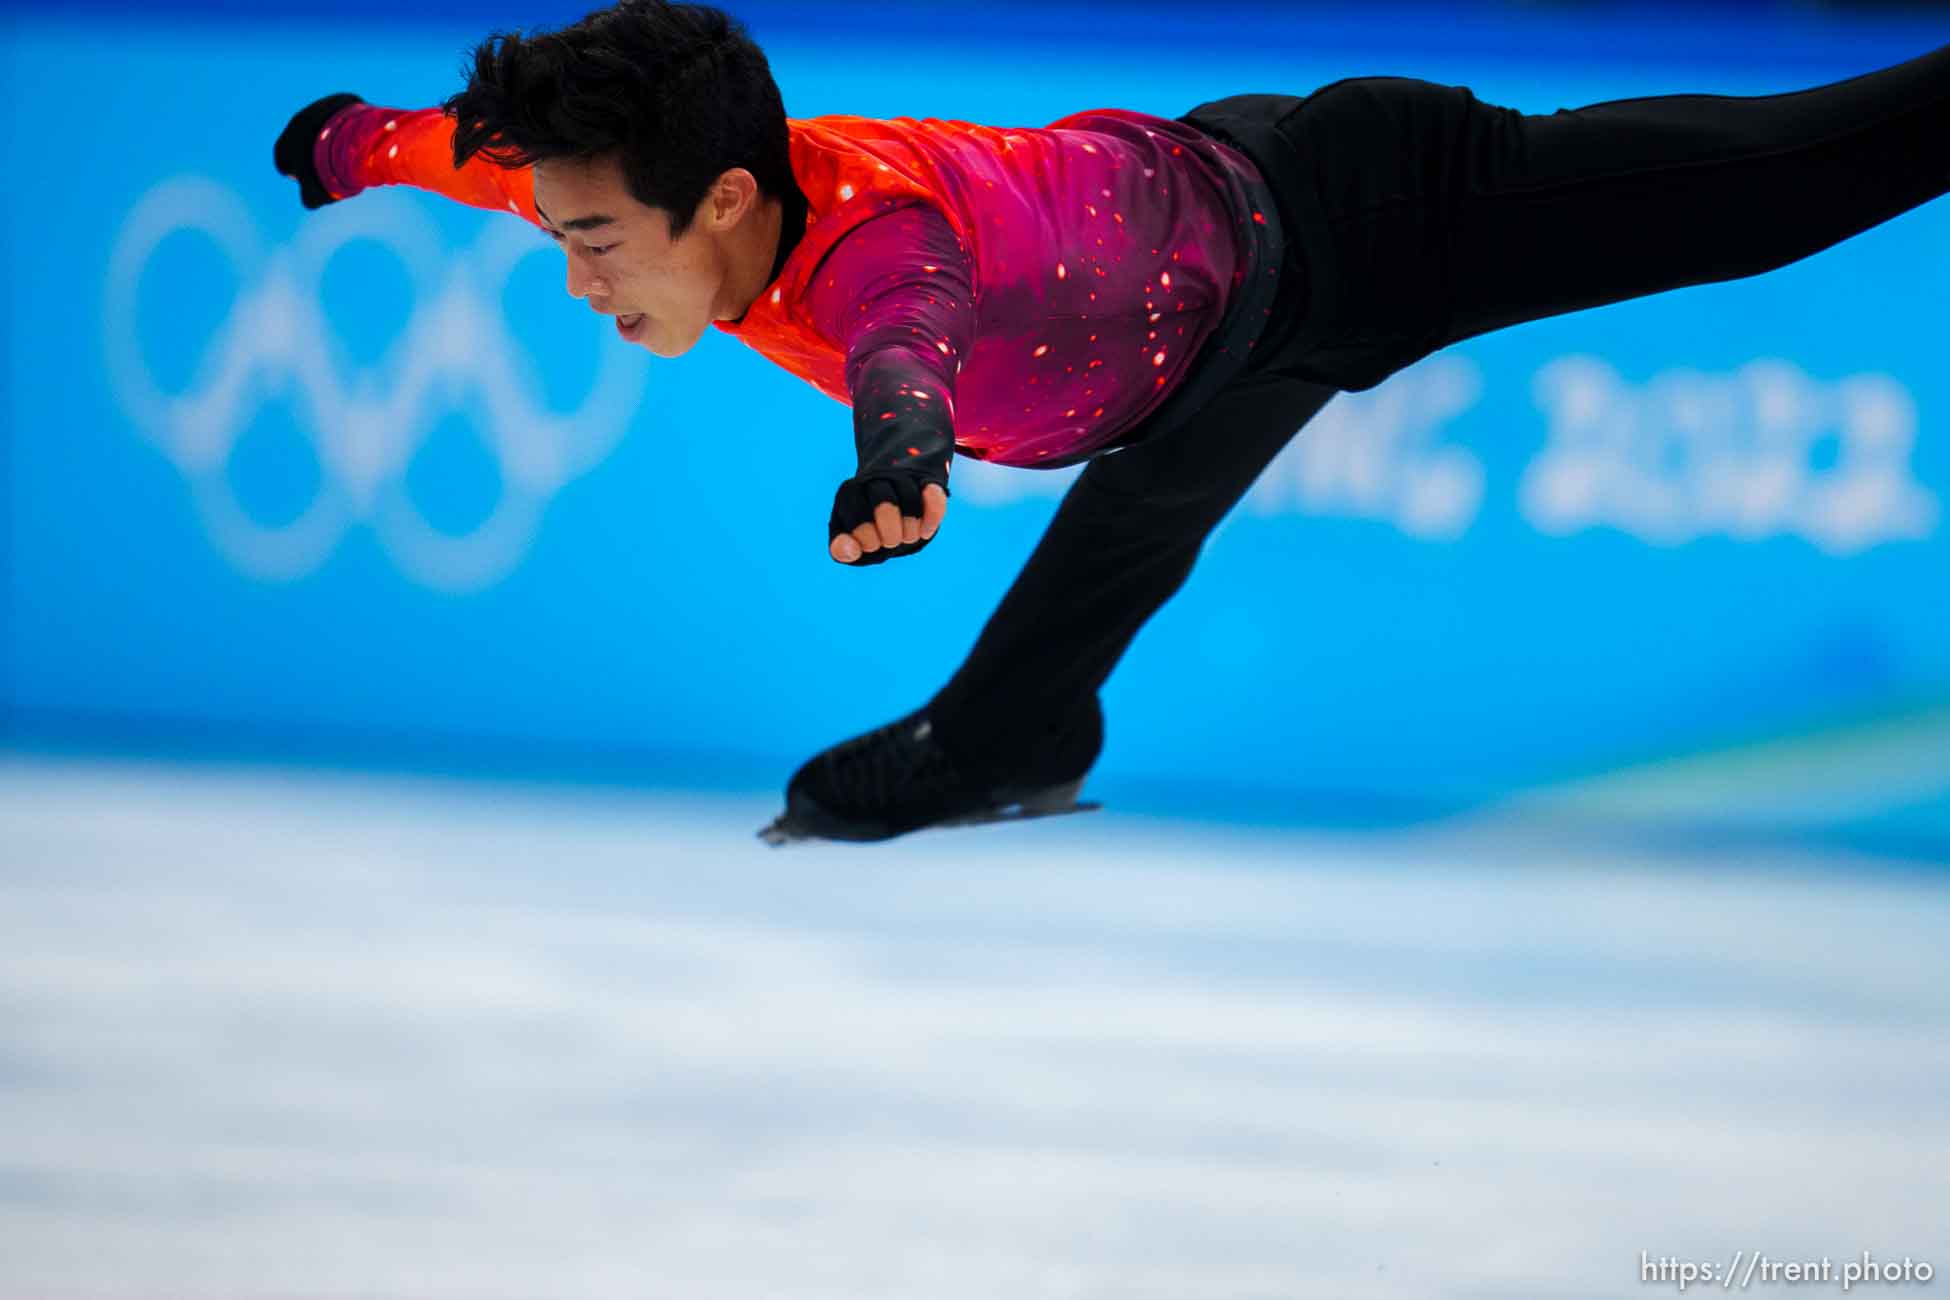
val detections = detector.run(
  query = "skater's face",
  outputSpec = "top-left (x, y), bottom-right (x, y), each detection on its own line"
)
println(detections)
top-left (532, 152), bottom-right (783, 358)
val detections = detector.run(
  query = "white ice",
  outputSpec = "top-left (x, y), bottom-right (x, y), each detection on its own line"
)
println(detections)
top-left (2, 755), bottom-right (1946, 1299)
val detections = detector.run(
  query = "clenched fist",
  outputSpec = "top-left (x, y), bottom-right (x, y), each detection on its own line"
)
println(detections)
top-left (828, 470), bottom-right (949, 565)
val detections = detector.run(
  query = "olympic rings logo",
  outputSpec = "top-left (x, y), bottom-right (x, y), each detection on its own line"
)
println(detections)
top-left (104, 177), bottom-right (648, 591)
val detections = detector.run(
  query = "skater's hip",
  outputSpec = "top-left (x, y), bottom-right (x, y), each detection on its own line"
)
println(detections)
top-left (1182, 79), bottom-right (1502, 392)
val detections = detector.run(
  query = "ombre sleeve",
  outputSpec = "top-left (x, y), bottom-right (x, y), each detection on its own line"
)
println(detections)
top-left (313, 103), bottom-right (539, 226)
top-left (801, 203), bottom-right (976, 479)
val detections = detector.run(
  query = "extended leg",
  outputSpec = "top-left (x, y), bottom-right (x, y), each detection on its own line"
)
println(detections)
top-left (1256, 44), bottom-right (1950, 388)
top-left (1443, 42), bottom-right (1950, 345)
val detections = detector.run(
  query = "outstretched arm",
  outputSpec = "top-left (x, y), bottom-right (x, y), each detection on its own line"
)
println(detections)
top-left (275, 94), bottom-right (539, 226)
top-left (802, 202), bottom-right (975, 566)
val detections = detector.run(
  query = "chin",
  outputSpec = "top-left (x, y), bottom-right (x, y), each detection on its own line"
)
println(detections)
top-left (643, 323), bottom-right (706, 359)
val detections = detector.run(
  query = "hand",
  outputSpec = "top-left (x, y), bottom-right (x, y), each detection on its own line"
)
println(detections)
top-left (829, 472), bottom-right (949, 565)
top-left (274, 92), bottom-right (366, 209)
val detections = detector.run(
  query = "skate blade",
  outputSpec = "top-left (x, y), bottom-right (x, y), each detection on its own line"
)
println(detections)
top-left (757, 817), bottom-right (807, 847)
top-left (756, 782), bottom-right (1101, 847)
top-left (932, 798), bottom-right (1102, 832)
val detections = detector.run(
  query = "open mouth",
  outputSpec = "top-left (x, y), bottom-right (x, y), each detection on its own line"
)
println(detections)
top-left (617, 313), bottom-right (646, 340)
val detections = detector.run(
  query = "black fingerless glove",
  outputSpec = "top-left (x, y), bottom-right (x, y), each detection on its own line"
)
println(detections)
top-left (273, 92), bottom-right (366, 209)
top-left (828, 465), bottom-right (950, 567)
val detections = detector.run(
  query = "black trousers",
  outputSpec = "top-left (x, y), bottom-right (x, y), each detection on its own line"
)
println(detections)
top-left (927, 44), bottom-right (1950, 781)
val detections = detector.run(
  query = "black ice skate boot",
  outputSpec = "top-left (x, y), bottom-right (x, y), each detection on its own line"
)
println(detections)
top-left (758, 700), bottom-right (1103, 846)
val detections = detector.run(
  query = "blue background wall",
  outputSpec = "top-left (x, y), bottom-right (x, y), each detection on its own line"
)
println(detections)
top-left (6, 1), bottom-right (1949, 841)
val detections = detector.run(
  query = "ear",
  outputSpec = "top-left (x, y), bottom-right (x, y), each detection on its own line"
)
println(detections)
top-left (709, 167), bottom-right (762, 227)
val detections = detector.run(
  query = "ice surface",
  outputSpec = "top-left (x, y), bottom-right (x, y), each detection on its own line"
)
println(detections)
top-left (2, 756), bottom-right (1946, 1299)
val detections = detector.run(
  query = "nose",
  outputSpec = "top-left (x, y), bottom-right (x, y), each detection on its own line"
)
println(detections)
top-left (565, 250), bottom-right (608, 302)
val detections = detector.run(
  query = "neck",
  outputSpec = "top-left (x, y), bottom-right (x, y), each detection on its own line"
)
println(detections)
top-left (723, 177), bottom-right (809, 325)
top-left (721, 194), bottom-right (786, 322)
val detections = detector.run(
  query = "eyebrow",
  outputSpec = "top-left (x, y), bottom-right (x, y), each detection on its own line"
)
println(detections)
top-left (532, 198), bottom-right (618, 233)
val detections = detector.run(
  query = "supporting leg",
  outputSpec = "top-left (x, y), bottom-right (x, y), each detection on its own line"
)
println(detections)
top-left (927, 372), bottom-right (1339, 784)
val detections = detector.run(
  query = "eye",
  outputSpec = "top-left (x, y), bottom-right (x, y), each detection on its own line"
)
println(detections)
top-left (587, 244), bottom-right (616, 258)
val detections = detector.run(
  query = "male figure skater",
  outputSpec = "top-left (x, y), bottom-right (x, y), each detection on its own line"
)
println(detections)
top-left (274, 0), bottom-right (1950, 843)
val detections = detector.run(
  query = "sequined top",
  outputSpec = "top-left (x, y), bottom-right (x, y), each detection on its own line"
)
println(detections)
top-left (313, 103), bottom-right (1280, 471)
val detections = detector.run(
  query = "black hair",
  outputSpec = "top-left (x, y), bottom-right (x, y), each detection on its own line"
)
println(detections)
top-left (444, 0), bottom-right (795, 241)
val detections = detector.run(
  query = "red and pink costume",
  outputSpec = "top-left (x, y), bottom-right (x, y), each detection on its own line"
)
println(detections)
top-left (313, 102), bottom-right (1283, 470)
